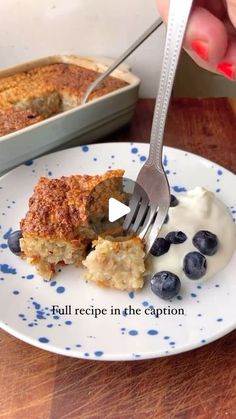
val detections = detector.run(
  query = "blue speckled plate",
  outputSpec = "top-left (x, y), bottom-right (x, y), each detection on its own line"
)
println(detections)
top-left (0, 143), bottom-right (236, 360)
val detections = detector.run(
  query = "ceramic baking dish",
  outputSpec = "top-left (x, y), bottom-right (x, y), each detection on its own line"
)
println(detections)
top-left (0, 55), bottom-right (140, 174)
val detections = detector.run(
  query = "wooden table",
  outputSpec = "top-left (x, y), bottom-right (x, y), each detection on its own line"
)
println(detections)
top-left (1, 99), bottom-right (236, 419)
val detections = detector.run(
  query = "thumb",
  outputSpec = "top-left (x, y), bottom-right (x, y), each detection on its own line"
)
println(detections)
top-left (184, 6), bottom-right (228, 66)
top-left (156, 1), bottom-right (228, 66)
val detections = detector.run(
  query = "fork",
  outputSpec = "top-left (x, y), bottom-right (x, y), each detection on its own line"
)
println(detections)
top-left (123, 0), bottom-right (194, 253)
top-left (81, 18), bottom-right (163, 105)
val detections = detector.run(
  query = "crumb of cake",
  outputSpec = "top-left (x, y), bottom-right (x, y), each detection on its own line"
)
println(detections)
top-left (20, 237), bottom-right (87, 280)
top-left (82, 236), bottom-right (146, 291)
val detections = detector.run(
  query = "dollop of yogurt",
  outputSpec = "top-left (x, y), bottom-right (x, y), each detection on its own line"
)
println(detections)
top-left (151, 187), bottom-right (236, 282)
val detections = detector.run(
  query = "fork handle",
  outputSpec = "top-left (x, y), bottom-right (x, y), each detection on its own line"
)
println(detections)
top-left (147, 0), bottom-right (194, 171)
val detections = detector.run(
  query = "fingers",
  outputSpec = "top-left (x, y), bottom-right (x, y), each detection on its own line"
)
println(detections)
top-left (156, 0), bottom-right (170, 21)
top-left (184, 6), bottom-right (228, 65)
top-left (156, 0), bottom-right (226, 20)
top-left (156, 1), bottom-right (235, 80)
top-left (204, 0), bottom-right (227, 19)
top-left (185, 37), bottom-right (236, 80)
top-left (184, 5), bottom-right (236, 79)
top-left (216, 37), bottom-right (236, 79)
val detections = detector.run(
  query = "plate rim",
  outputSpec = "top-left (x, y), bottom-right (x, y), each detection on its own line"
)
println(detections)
top-left (1, 142), bottom-right (236, 181)
top-left (1, 319), bottom-right (235, 361)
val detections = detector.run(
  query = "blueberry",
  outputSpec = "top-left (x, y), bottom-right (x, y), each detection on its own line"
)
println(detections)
top-left (170, 194), bottom-right (179, 207)
top-left (150, 238), bottom-right (170, 257)
top-left (166, 231), bottom-right (187, 244)
top-left (7, 230), bottom-right (22, 255)
top-left (192, 230), bottom-right (218, 256)
top-left (183, 251), bottom-right (207, 279)
top-left (151, 271), bottom-right (181, 300)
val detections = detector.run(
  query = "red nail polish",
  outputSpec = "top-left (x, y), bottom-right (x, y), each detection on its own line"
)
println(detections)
top-left (217, 62), bottom-right (235, 80)
top-left (191, 40), bottom-right (208, 61)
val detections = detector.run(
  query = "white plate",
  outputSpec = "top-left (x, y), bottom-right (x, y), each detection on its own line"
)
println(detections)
top-left (0, 143), bottom-right (235, 360)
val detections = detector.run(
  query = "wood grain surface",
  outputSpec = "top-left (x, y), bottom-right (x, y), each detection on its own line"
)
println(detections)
top-left (0, 98), bottom-right (236, 419)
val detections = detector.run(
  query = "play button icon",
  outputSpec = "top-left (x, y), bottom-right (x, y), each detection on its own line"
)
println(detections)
top-left (87, 175), bottom-right (149, 241)
top-left (108, 198), bottom-right (130, 222)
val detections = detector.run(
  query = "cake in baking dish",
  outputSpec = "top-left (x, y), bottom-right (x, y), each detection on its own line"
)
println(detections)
top-left (0, 63), bottom-right (128, 136)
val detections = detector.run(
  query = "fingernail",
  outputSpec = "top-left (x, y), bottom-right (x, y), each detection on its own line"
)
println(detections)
top-left (191, 40), bottom-right (208, 61)
top-left (217, 62), bottom-right (235, 80)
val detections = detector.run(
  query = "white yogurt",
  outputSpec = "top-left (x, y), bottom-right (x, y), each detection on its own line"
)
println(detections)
top-left (151, 187), bottom-right (236, 282)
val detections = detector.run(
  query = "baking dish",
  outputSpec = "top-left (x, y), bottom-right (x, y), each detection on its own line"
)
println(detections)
top-left (0, 54), bottom-right (140, 174)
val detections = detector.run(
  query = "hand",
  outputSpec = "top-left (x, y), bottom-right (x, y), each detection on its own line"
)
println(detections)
top-left (156, 0), bottom-right (236, 80)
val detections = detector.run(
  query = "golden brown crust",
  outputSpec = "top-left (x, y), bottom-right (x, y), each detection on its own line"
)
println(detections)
top-left (19, 169), bottom-right (147, 287)
top-left (0, 63), bottom-right (128, 136)
top-left (20, 169), bottom-right (125, 241)
top-left (0, 109), bottom-right (43, 136)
